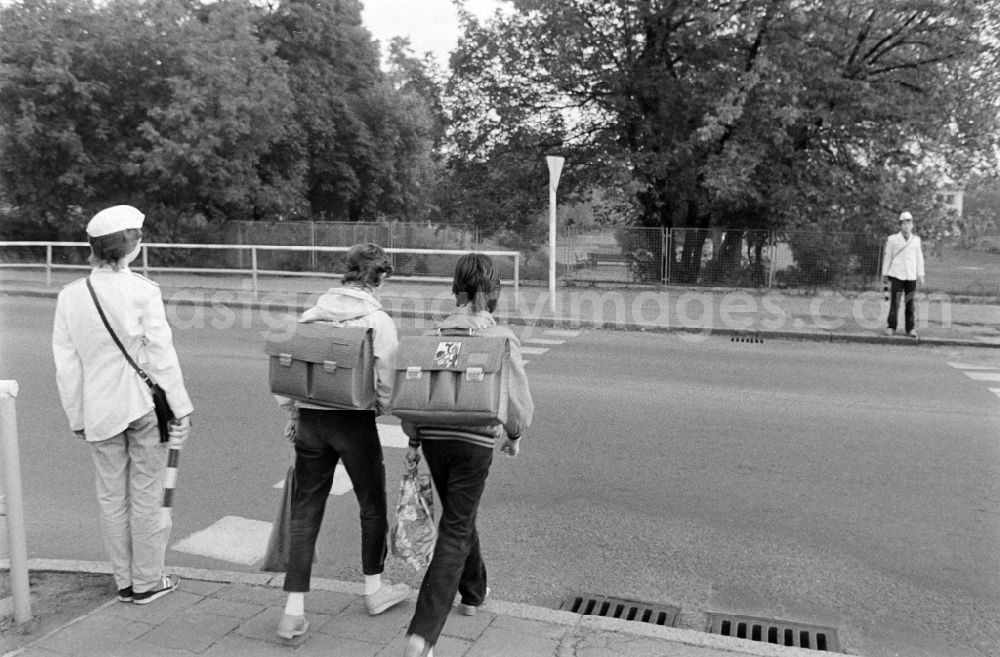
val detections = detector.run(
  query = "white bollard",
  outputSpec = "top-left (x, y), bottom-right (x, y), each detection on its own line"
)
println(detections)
top-left (0, 380), bottom-right (31, 624)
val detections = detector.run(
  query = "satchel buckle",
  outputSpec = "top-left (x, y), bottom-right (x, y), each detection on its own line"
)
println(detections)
top-left (465, 367), bottom-right (484, 382)
top-left (406, 366), bottom-right (423, 380)
top-left (278, 353), bottom-right (292, 367)
top-left (323, 360), bottom-right (338, 372)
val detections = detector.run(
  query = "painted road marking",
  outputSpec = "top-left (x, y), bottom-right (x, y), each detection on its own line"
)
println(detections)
top-left (948, 363), bottom-right (1000, 370)
top-left (963, 372), bottom-right (1000, 382)
top-left (990, 388), bottom-right (1000, 399)
top-left (524, 338), bottom-right (566, 345)
top-left (171, 516), bottom-right (272, 566)
top-left (271, 421), bottom-right (409, 496)
top-left (543, 329), bottom-right (581, 338)
top-left (520, 346), bottom-right (549, 355)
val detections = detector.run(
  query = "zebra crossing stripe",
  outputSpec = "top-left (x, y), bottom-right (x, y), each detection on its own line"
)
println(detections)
top-left (520, 346), bottom-right (549, 355)
top-left (524, 338), bottom-right (566, 345)
top-left (989, 388), bottom-right (1000, 398)
top-left (947, 362), bottom-right (1000, 370)
top-left (543, 329), bottom-right (581, 338)
top-left (272, 422), bottom-right (409, 496)
top-left (963, 372), bottom-right (1000, 382)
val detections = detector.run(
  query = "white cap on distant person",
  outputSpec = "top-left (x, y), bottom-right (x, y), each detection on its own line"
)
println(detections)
top-left (899, 211), bottom-right (913, 223)
top-left (86, 205), bottom-right (145, 237)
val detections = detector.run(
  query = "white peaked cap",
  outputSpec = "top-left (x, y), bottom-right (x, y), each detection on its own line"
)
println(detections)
top-left (86, 205), bottom-right (145, 237)
top-left (898, 211), bottom-right (913, 222)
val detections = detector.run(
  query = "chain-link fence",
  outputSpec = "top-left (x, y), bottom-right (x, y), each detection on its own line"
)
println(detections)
top-left (4, 222), bottom-right (1000, 296)
top-left (220, 221), bottom-right (483, 277)
top-left (557, 227), bottom-right (1000, 296)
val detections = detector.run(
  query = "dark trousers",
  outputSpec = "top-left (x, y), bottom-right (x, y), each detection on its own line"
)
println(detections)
top-left (407, 440), bottom-right (493, 646)
top-left (284, 409), bottom-right (387, 592)
top-left (887, 276), bottom-right (917, 333)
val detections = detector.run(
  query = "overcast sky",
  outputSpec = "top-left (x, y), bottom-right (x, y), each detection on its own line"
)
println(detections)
top-left (360, 0), bottom-right (502, 66)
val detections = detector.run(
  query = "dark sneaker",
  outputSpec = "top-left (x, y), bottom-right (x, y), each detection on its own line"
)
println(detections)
top-left (117, 586), bottom-right (133, 603)
top-left (458, 586), bottom-right (491, 616)
top-left (132, 574), bottom-right (178, 605)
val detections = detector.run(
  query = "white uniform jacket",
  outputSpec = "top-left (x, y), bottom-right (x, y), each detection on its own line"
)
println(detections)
top-left (882, 232), bottom-right (925, 281)
top-left (52, 267), bottom-right (193, 441)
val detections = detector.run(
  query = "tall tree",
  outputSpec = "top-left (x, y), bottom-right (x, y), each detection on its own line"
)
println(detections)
top-left (0, 0), bottom-right (304, 239)
top-left (445, 0), bottom-right (1000, 252)
top-left (260, 0), bottom-right (385, 221)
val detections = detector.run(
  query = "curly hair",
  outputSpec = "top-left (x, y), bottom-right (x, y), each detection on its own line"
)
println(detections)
top-left (342, 243), bottom-right (394, 289)
top-left (452, 253), bottom-right (501, 313)
top-left (88, 228), bottom-right (142, 271)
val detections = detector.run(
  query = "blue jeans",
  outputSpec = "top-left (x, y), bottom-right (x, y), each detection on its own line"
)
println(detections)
top-left (407, 439), bottom-right (493, 645)
top-left (283, 409), bottom-right (387, 592)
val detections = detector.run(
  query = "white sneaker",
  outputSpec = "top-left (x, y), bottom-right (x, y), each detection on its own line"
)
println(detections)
top-left (458, 586), bottom-right (491, 616)
top-left (276, 613), bottom-right (309, 639)
top-left (364, 581), bottom-right (410, 615)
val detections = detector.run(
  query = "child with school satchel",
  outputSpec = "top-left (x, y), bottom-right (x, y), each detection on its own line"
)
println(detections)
top-left (271, 243), bottom-right (410, 641)
top-left (399, 253), bottom-right (534, 657)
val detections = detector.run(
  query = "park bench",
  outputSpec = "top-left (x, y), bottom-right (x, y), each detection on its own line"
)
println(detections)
top-left (587, 252), bottom-right (631, 267)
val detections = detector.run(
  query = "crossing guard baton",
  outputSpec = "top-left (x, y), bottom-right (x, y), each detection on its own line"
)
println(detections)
top-left (162, 446), bottom-right (181, 518)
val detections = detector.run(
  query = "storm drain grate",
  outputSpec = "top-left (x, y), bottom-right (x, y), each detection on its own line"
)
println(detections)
top-left (731, 331), bottom-right (765, 343)
top-left (558, 594), bottom-right (679, 627)
top-left (705, 613), bottom-right (842, 652)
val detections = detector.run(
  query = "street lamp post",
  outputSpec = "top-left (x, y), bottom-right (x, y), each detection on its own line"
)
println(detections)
top-left (546, 155), bottom-right (564, 314)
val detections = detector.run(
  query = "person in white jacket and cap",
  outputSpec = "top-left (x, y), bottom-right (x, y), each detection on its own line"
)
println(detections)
top-left (52, 205), bottom-right (193, 605)
top-left (882, 210), bottom-right (925, 337)
top-left (274, 243), bottom-right (409, 641)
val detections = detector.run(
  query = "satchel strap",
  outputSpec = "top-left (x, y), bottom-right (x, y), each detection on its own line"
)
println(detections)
top-left (86, 278), bottom-right (155, 388)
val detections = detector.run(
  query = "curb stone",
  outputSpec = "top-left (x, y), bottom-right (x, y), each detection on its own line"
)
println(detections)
top-left (2, 559), bottom-right (833, 657)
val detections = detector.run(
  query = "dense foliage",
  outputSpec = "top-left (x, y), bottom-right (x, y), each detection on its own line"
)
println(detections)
top-left (0, 0), bottom-right (437, 239)
top-left (0, 0), bottom-right (997, 259)
top-left (444, 0), bottom-right (1000, 277)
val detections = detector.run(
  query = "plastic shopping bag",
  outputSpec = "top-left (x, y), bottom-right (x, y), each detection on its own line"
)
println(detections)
top-left (389, 459), bottom-right (437, 571)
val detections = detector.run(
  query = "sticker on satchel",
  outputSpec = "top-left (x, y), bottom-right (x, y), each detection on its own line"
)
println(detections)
top-left (434, 341), bottom-right (461, 368)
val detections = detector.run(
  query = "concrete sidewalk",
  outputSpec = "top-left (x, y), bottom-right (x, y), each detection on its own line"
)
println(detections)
top-left (3, 560), bottom-right (832, 657)
top-left (2, 268), bottom-right (999, 347)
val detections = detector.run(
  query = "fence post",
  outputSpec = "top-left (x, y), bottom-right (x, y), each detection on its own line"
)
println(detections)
top-left (45, 244), bottom-right (52, 287)
top-left (661, 229), bottom-right (667, 285)
top-left (514, 253), bottom-right (521, 309)
top-left (142, 244), bottom-right (150, 277)
top-left (251, 247), bottom-right (259, 299)
top-left (768, 230), bottom-right (776, 288)
top-left (0, 380), bottom-right (31, 625)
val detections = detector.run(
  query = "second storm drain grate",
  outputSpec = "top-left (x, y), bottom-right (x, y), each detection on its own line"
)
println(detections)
top-left (558, 594), bottom-right (679, 627)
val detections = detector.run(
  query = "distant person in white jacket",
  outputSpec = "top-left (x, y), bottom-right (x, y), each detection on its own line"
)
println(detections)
top-left (52, 205), bottom-right (193, 605)
top-left (882, 211), bottom-right (925, 337)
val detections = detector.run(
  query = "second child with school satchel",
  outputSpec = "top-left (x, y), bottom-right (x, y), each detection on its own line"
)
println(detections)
top-left (269, 243), bottom-right (411, 643)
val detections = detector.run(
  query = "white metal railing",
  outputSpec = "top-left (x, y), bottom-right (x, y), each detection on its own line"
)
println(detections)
top-left (0, 241), bottom-right (521, 304)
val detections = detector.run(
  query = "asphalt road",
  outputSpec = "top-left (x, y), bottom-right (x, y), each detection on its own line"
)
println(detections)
top-left (1, 295), bottom-right (998, 657)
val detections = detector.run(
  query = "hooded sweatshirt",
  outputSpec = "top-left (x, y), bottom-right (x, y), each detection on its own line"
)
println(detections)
top-left (401, 308), bottom-right (534, 450)
top-left (276, 285), bottom-right (398, 414)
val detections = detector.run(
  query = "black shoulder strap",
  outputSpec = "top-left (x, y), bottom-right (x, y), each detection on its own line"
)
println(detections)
top-left (86, 278), bottom-right (154, 387)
